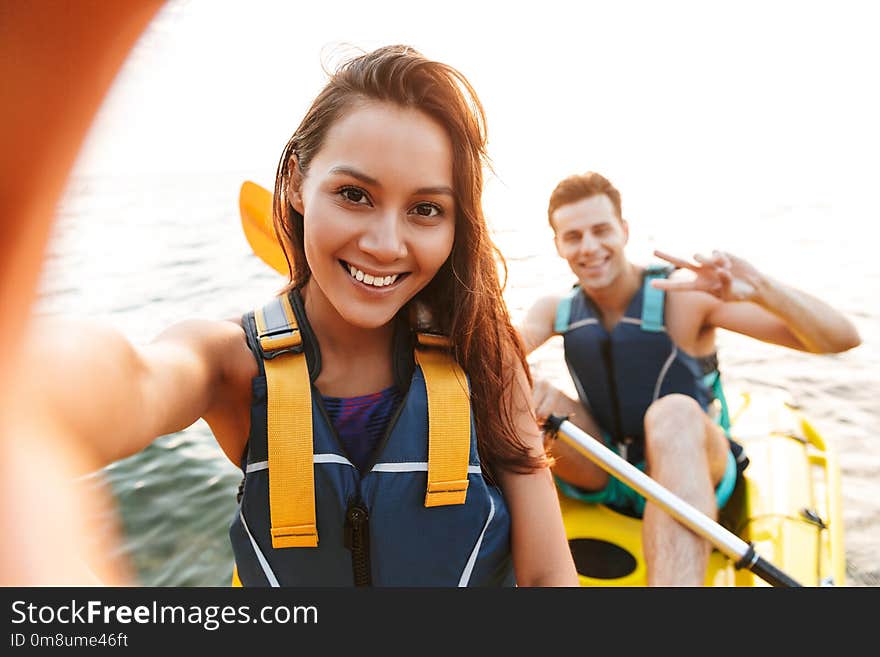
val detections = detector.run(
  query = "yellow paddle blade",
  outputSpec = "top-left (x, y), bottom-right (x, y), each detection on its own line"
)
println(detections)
top-left (239, 180), bottom-right (290, 277)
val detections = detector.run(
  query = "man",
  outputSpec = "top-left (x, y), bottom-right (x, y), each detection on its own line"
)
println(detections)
top-left (518, 171), bottom-right (861, 586)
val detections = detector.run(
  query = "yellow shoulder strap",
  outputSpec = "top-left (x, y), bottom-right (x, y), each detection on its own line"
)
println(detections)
top-left (414, 333), bottom-right (471, 507)
top-left (254, 294), bottom-right (317, 548)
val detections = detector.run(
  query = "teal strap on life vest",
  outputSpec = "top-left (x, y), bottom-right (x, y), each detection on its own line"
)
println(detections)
top-left (641, 264), bottom-right (672, 333)
top-left (554, 285), bottom-right (580, 334)
top-left (703, 370), bottom-right (731, 433)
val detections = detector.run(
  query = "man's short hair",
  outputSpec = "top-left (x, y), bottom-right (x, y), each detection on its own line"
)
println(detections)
top-left (547, 171), bottom-right (623, 229)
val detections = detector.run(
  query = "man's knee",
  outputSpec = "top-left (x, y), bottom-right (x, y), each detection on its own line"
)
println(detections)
top-left (643, 394), bottom-right (712, 462)
top-left (644, 394), bottom-right (703, 434)
top-left (643, 394), bottom-right (729, 474)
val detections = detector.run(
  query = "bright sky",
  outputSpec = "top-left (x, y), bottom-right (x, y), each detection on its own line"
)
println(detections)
top-left (72, 0), bottom-right (880, 236)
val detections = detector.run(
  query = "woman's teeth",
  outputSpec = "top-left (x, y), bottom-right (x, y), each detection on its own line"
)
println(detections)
top-left (348, 264), bottom-right (399, 288)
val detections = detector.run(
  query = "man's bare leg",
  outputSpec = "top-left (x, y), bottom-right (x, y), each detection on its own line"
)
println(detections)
top-left (641, 394), bottom-right (731, 586)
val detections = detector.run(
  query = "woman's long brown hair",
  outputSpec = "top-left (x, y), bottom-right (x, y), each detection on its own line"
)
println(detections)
top-left (272, 45), bottom-right (545, 477)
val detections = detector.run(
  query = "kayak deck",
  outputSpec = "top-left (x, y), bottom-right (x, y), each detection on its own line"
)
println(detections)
top-left (559, 389), bottom-right (846, 586)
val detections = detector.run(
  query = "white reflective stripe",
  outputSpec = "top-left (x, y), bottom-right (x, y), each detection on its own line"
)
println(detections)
top-left (620, 317), bottom-right (666, 333)
top-left (246, 453), bottom-right (355, 473)
top-left (372, 462), bottom-right (427, 472)
top-left (459, 495), bottom-right (495, 587)
top-left (252, 456), bottom-right (479, 473)
top-left (620, 316), bottom-right (667, 330)
top-left (567, 318), bottom-right (599, 331)
top-left (314, 453), bottom-right (355, 467)
top-left (567, 359), bottom-right (594, 416)
top-left (239, 510), bottom-right (280, 587)
top-left (568, 316), bottom-right (669, 330)
top-left (653, 345), bottom-right (678, 401)
top-left (370, 462), bottom-right (481, 474)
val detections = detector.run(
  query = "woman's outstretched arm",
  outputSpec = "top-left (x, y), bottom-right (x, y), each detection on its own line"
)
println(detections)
top-left (22, 316), bottom-right (252, 469)
top-left (497, 359), bottom-right (579, 586)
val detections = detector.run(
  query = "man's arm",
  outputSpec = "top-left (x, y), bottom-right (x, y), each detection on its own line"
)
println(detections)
top-left (516, 294), bottom-right (563, 354)
top-left (653, 250), bottom-right (861, 354)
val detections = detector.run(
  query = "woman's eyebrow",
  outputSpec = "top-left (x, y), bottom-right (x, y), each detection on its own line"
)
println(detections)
top-left (329, 165), bottom-right (454, 197)
top-left (328, 166), bottom-right (379, 187)
top-left (414, 185), bottom-right (454, 197)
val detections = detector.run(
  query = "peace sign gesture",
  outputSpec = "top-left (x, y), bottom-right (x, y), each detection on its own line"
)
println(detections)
top-left (650, 249), bottom-right (762, 302)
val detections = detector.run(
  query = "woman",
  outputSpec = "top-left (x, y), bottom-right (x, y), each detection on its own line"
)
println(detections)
top-left (40, 45), bottom-right (578, 586)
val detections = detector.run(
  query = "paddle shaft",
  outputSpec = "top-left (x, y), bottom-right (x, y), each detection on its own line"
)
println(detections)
top-left (544, 415), bottom-right (802, 587)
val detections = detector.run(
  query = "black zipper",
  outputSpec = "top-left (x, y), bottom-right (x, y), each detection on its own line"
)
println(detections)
top-left (344, 501), bottom-right (371, 587)
top-left (600, 339), bottom-right (626, 446)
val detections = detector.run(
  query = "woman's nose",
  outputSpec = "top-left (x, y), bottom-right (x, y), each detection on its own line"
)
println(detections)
top-left (358, 212), bottom-right (407, 263)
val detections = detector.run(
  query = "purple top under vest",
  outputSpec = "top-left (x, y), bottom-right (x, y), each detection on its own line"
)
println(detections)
top-left (322, 385), bottom-right (403, 472)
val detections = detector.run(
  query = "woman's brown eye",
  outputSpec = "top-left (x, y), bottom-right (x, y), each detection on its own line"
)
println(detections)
top-left (344, 188), bottom-right (365, 203)
top-left (414, 204), bottom-right (440, 217)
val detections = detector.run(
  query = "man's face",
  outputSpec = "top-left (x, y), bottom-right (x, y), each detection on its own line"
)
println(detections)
top-left (551, 194), bottom-right (629, 292)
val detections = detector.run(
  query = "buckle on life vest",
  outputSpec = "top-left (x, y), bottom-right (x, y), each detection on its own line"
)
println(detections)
top-left (425, 478), bottom-right (470, 507)
top-left (258, 327), bottom-right (303, 358)
top-left (255, 294), bottom-right (305, 359)
top-left (416, 332), bottom-right (452, 350)
top-left (271, 523), bottom-right (318, 548)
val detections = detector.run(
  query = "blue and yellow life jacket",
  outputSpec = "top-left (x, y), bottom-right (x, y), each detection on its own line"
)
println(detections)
top-left (229, 289), bottom-right (515, 586)
top-left (556, 264), bottom-right (744, 467)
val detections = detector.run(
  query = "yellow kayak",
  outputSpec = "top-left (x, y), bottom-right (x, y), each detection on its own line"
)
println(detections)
top-left (559, 388), bottom-right (846, 586)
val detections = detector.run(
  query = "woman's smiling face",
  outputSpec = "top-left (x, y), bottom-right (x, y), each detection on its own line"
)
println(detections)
top-left (290, 100), bottom-right (456, 331)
